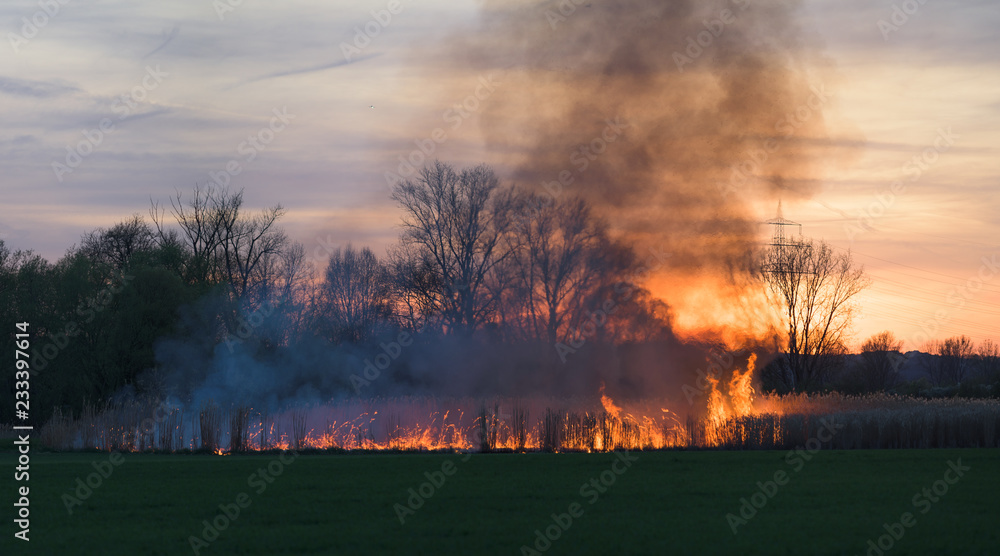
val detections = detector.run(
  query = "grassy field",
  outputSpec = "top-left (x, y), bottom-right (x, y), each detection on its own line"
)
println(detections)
top-left (2, 441), bottom-right (998, 555)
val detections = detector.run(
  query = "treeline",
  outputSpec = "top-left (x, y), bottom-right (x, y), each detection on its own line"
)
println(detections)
top-left (761, 331), bottom-right (1000, 398)
top-left (1, 162), bottom-right (678, 422)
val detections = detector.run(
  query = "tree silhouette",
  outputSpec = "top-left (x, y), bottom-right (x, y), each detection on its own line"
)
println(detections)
top-left (391, 161), bottom-right (516, 333)
top-left (316, 245), bottom-right (394, 344)
top-left (760, 239), bottom-right (869, 390)
top-left (859, 331), bottom-right (904, 392)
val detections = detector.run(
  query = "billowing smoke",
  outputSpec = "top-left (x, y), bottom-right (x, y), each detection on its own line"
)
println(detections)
top-left (411, 0), bottom-right (844, 342)
top-left (149, 0), bottom-right (838, 412)
top-left (150, 291), bottom-right (716, 410)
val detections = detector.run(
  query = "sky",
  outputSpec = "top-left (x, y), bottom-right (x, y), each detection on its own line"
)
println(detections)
top-left (1, 0), bottom-right (998, 351)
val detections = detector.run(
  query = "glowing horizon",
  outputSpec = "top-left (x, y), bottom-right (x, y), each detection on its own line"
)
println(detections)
top-left (1, 0), bottom-right (997, 349)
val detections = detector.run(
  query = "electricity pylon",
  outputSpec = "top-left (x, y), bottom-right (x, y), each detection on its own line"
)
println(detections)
top-left (763, 201), bottom-right (805, 275)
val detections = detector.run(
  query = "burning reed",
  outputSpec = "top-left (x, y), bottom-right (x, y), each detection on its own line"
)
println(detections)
top-left (229, 405), bottom-right (252, 453)
top-left (198, 402), bottom-right (221, 453)
top-left (38, 394), bottom-right (1000, 453)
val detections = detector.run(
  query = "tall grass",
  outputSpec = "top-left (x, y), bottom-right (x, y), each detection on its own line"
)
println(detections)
top-left (478, 403), bottom-right (500, 452)
top-left (198, 402), bottom-right (221, 452)
top-left (384, 412), bottom-right (402, 450)
top-left (40, 407), bottom-right (74, 448)
top-left (291, 408), bottom-right (308, 450)
top-left (511, 400), bottom-right (528, 452)
top-left (38, 393), bottom-right (1000, 452)
top-left (258, 410), bottom-right (272, 450)
top-left (157, 408), bottom-right (181, 452)
top-left (229, 405), bottom-right (252, 453)
top-left (80, 403), bottom-right (98, 448)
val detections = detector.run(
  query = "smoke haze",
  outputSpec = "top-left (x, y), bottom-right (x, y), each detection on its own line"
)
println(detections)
top-left (411, 0), bottom-right (849, 341)
top-left (151, 0), bottom-right (842, 411)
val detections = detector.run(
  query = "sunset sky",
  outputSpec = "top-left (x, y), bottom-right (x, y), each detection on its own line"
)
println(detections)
top-left (1, 0), bottom-right (998, 351)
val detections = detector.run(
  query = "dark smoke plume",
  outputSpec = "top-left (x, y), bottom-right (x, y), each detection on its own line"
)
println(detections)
top-left (420, 0), bottom-right (843, 276)
top-left (149, 0), bottom-right (846, 411)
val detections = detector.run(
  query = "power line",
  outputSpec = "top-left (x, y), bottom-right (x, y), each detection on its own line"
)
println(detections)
top-left (867, 266), bottom-right (1000, 295)
top-left (839, 247), bottom-right (1000, 288)
top-left (762, 201), bottom-right (813, 276)
top-left (867, 277), bottom-right (1000, 310)
top-left (862, 300), bottom-right (1000, 338)
top-left (863, 222), bottom-right (999, 250)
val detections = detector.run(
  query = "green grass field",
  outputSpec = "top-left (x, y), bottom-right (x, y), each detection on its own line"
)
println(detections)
top-left (2, 441), bottom-right (998, 555)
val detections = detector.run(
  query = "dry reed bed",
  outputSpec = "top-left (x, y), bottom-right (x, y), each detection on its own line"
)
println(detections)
top-left (35, 394), bottom-right (1000, 452)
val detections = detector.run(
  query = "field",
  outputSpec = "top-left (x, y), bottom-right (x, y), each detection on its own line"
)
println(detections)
top-left (2, 442), bottom-right (998, 555)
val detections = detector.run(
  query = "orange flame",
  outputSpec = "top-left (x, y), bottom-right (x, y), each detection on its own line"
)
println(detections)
top-left (73, 384), bottom-right (751, 454)
top-left (599, 383), bottom-right (622, 419)
top-left (705, 354), bottom-right (758, 445)
top-left (706, 376), bottom-right (727, 427)
top-left (728, 353), bottom-right (756, 417)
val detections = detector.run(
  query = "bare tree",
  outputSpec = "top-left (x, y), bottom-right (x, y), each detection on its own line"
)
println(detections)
top-left (220, 201), bottom-right (288, 306)
top-left (760, 239), bottom-right (870, 390)
top-left (253, 241), bottom-right (313, 346)
top-left (388, 243), bottom-right (441, 332)
top-left (927, 335), bottom-right (975, 385)
top-left (591, 280), bottom-right (673, 344)
top-left (273, 243), bottom-right (312, 306)
top-left (80, 215), bottom-right (155, 272)
top-left (506, 194), bottom-right (606, 345)
top-left (151, 185), bottom-right (287, 310)
top-left (151, 185), bottom-right (238, 285)
top-left (391, 161), bottom-right (516, 333)
top-left (976, 339), bottom-right (1000, 383)
top-left (316, 245), bottom-right (394, 344)
top-left (858, 331), bottom-right (904, 392)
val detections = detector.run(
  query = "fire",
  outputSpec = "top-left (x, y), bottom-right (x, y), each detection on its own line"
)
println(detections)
top-left (647, 273), bottom-right (783, 349)
top-left (51, 358), bottom-right (763, 453)
top-left (49, 380), bottom-right (1000, 453)
top-left (599, 383), bottom-right (622, 419)
top-left (704, 354), bottom-right (759, 446)
top-left (706, 376), bottom-right (727, 429)
top-left (728, 353), bottom-right (756, 418)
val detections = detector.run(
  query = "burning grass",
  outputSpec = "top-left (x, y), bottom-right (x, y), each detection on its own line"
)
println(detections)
top-left (37, 392), bottom-right (1000, 453)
